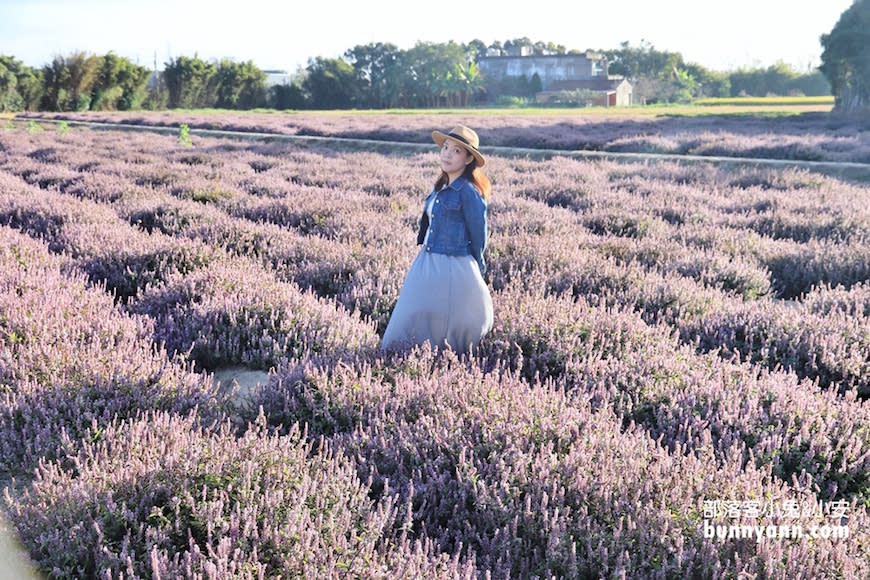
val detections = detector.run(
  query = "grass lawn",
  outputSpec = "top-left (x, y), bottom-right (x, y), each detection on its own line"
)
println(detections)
top-left (127, 95), bottom-right (835, 119)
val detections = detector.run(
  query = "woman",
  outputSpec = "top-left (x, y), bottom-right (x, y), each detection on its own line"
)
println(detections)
top-left (381, 124), bottom-right (494, 352)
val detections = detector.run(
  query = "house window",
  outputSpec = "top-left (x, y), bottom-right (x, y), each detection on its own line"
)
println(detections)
top-left (592, 61), bottom-right (604, 77)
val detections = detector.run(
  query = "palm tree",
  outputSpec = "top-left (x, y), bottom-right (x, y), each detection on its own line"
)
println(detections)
top-left (453, 62), bottom-right (485, 106)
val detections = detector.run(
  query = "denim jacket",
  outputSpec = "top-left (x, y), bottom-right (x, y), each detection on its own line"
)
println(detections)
top-left (416, 175), bottom-right (488, 274)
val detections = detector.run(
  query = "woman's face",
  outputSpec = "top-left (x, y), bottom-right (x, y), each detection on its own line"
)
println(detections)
top-left (440, 138), bottom-right (474, 179)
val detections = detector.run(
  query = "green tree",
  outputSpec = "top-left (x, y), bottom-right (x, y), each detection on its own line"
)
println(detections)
top-left (603, 40), bottom-right (683, 81)
top-left (91, 51), bottom-right (125, 110)
top-left (529, 72), bottom-right (543, 95)
top-left (64, 51), bottom-right (100, 110)
top-left (791, 70), bottom-right (831, 96)
top-left (269, 80), bottom-right (307, 109)
top-left (726, 62), bottom-right (822, 97)
top-left (0, 55), bottom-right (41, 111)
top-left (143, 71), bottom-right (168, 110)
top-left (451, 62), bottom-right (485, 105)
top-left (820, 0), bottom-right (870, 112)
top-left (163, 55), bottom-right (218, 109)
top-left (530, 40), bottom-right (567, 55)
top-left (503, 37), bottom-right (533, 55)
top-left (487, 74), bottom-right (536, 101)
top-left (467, 39), bottom-right (489, 63)
top-left (345, 42), bottom-right (403, 108)
top-left (403, 41), bottom-right (468, 107)
top-left (40, 56), bottom-right (69, 110)
top-left (683, 63), bottom-right (730, 98)
top-left (0, 58), bottom-right (23, 111)
top-left (382, 51), bottom-right (411, 108)
top-left (16, 65), bottom-right (42, 110)
top-left (117, 60), bottom-right (152, 110)
top-left (40, 51), bottom-right (100, 111)
top-left (214, 59), bottom-right (267, 109)
top-left (671, 68), bottom-right (697, 103)
top-left (90, 52), bottom-right (151, 110)
top-left (762, 62), bottom-right (800, 95)
top-left (303, 56), bottom-right (360, 109)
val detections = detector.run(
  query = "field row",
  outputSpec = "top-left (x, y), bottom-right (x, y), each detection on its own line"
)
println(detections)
top-left (3, 128), bottom-right (870, 387)
top-left (17, 109), bottom-right (870, 163)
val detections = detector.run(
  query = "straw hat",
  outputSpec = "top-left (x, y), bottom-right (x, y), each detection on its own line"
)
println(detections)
top-left (432, 125), bottom-right (485, 167)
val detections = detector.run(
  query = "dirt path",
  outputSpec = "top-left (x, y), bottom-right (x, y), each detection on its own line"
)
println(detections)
top-left (0, 365), bottom-right (270, 580)
top-left (0, 510), bottom-right (41, 579)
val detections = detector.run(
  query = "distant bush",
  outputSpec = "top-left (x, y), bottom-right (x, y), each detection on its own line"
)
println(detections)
top-left (494, 95), bottom-right (528, 107)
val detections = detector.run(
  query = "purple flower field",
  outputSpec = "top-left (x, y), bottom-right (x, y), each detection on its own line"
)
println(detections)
top-left (1, 117), bottom-right (869, 578)
top-left (20, 109), bottom-right (870, 164)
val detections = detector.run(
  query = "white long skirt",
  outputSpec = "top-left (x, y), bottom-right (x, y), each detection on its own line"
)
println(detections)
top-left (381, 248), bottom-right (493, 352)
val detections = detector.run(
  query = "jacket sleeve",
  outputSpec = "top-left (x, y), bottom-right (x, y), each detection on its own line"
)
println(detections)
top-left (460, 184), bottom-right (488, 273)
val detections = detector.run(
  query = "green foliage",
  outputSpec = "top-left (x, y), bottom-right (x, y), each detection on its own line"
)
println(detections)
top-left (403, 41), bottom-right (474, 108)
top-left (40, 51), bottom-right (99, 111)
top-left (344, 39), bottom-right (551, 108)
top-left (161, 56), bottom-right (269, 110)
top-left (177, 123), bottom-right (192, 147)
top-left (685, 63), bottom-right (731, 97)
top-left (343, 42), bottom-right (403, 108)
top-left (35, 51), bottom-right (150, 112)
top-left (489, 73), bottom-right (539, 100)
top-left (601, 41), bottom-right (826, 101)
top-left (599, 42), bottom-right (707, 103)
top-left (530, 72), bottom-right (543, 94)
top-left (0, 55), bottom-right (42, 111)
top-left (268, 82), bottom-right (306, 110)
top-left (495, 95), bottom-right (528, 107)
top-left (190, 188), bottom-right (234, 203)
top-left (820, 0), bottom-right (870, 112)
top-left (57, 120), bottom-right (69, 134)
top-left (1, 57), bottom-right (23, 111)
top-left (728, 62), bottom-right (826, 97)
top-left (303, 56), bottom-right (360, 109)
top-left (604, 40), bottom-right (682, 81)
top-left (0, 31), bottom-right (840, 113)
top-left (91, 52), bottom-right (151, 111)
top-left (449, 61), bottom-right (486, 107)
top-left (214, 59), bottom-right (267, 109)
top-left (671, 69), bottom-right (697, 103)
top-left (164, 55), bottom-right (218, 109)
top-left (27, 120), bottom-right (43, 133)
top-left (143, 73), bottom-right (169, 111)
top-left (793, 71), bottom-right (831, 96)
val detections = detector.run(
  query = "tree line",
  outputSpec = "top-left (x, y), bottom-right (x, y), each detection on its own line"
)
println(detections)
top-left (2, 6), bottom-right (866, 114)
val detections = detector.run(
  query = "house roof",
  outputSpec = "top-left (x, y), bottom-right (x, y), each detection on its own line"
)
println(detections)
top-left (478, 51), bottom-right (604, 61)
top-left (548, 78), bottom-right (631, 91)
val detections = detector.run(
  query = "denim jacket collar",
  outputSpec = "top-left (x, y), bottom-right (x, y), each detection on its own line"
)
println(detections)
top-left (442, 174), bottom-right (470, 192)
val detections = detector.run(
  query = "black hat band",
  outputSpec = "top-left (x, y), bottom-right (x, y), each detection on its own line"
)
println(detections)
top-left (447, 132), bottom-right (478, 151)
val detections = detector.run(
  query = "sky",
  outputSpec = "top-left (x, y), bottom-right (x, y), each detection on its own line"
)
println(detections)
top-left (0, 0), bottom-right (856, 74)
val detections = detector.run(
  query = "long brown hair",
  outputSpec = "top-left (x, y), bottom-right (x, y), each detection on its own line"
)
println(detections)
top-left (435, 162), bottom-right (492, 201)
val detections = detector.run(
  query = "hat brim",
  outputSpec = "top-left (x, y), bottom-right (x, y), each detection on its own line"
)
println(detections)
top-left (432, 130), bottom-right (485, 167)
